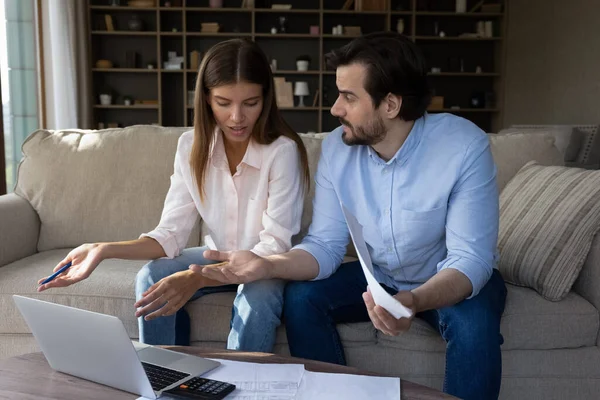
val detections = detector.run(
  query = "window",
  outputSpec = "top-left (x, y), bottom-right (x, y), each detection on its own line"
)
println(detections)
top-left (0, 0), bottom-right (39, 193)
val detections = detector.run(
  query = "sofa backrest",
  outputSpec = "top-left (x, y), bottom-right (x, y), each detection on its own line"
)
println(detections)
top-left (502, 125), bottom-right (599, 169)
top-left (489, 131), bottom-right (564, 191)
top-left (15, 125), bottom-right (198, 252)
top-left (15, 125), bottom-right (563, 252)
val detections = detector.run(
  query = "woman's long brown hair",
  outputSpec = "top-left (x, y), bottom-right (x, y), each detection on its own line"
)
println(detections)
top-left (191, 38), bottom-right (310, 201)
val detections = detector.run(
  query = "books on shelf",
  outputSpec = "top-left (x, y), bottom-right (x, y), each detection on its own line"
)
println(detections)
top-left (344, 26), bottom-right (362, 35)
top-left (104, 15), bottom-right (114, 31)
top-left (274, 77), bottom-right (294, 108)
top-left (355, 0), bottom-right (386, 11)
top-left (201, 23), bottom-right (220, 33)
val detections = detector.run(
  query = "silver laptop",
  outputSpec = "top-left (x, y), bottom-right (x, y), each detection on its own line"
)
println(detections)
top-left (13, 295), bottom-right (220, 399)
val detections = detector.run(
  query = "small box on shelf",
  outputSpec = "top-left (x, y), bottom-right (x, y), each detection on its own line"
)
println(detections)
top-left (429, 96), bottom-right (444, 110)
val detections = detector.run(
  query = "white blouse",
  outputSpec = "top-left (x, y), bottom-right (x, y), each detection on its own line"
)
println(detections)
top-left (141, 129), bottom-right (304, 258)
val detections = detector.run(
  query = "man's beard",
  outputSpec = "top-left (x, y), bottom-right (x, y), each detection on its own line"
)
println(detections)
top-left (340, 116), bottom-right (386, 146)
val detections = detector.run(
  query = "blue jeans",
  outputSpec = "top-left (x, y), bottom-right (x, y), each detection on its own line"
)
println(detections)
top-left (283, 261), bottom-right (507, 400)
top-left (135, 246), bottom-right (285, 351)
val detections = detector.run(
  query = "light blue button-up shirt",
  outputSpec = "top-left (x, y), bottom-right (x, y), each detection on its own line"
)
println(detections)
top-left (295, 113), bottom-right (499, 298)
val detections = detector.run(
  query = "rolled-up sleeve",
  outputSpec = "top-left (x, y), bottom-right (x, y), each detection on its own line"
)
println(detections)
top-left (251, 143), bottom-right (304, 257)
top-left (293, 137), bottom-right (349, 280)
top-left (437, 134), bottom-right (498, 298)
top-left (140, 136), bottom-right (198, 258)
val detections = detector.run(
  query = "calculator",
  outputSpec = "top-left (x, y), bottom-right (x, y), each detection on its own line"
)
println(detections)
top-left (162, 376), bottom-right (236, 399)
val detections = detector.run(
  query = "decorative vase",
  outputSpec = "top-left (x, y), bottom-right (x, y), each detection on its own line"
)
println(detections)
top-left (296, 60), bottom-right (309, 71)
top-left (209, 0), bottom-right (223, 8)
top-left (128, 14), bottom-right (143, 31)
top-left (396, 19), bottom-right (405, 34)
top-left (99, 94), bottom-right (112, 105)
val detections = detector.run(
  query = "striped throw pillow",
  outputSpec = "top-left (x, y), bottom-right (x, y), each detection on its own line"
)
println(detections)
top-left (498, 161), bottom-right (600, 301)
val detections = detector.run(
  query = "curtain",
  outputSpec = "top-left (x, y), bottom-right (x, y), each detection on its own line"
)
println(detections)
top-left (41, 0), bottom-right (91, 129)
top-left (0, 73), bottom-right (5, 195)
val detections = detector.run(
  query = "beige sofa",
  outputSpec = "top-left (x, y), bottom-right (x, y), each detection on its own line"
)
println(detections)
top-left (1, 125), bottom-right (600, 400)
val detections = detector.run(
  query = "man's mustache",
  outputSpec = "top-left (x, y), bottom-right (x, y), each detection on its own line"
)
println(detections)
top-left (339, 118), bottom-right (353, 130)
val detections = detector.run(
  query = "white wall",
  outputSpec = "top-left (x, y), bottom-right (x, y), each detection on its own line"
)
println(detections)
top-left (503, 0), bottom-right (600, 127)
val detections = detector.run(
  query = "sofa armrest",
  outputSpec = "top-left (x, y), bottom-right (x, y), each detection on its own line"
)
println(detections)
top-left (0, 193), bottom-right (40, 267)
top-left (573, 233), bottom-right (600, 346)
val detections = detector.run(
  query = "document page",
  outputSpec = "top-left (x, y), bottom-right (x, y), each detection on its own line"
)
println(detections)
top-left (341, 203), bottom-right (412, 319)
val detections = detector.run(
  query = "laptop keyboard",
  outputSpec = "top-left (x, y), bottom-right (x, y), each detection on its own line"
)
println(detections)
top-left (141, 362), bottom-right (190, 391)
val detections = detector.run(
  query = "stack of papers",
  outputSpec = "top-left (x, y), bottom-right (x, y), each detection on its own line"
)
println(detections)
top-left (138, 358), bottom-right (400, 400)
top-left (296, 370), bottom-right (400, 400)
top-left (203, 358), bottom-right (304, 399)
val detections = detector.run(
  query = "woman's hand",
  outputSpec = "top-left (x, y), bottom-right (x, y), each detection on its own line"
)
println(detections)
top-left (37, 244), bottom-right (105, 292)
top-left (134, 270), bottom-right (203, 321)
top-left (189, 249), bottom-right (273, 284)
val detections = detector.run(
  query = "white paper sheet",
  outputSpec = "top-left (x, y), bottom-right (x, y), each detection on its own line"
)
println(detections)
top-left (295, 370), bottom-right (400, 400)
top-left (341, 204), bottom-right (413, 319)
top-left (138, 358), bottom-right (305, 400)
top-left (203, 358), bottom-right (304, 399)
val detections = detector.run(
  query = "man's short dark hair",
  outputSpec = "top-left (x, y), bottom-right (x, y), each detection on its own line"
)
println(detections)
top-left (325, 32), bottom-right (432, 121)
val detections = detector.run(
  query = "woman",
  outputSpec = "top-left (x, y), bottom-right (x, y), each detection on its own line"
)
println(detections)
top-left (37, 38), bottom-right (310, 352)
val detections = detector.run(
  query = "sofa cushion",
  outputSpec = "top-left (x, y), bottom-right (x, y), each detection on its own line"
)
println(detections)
top-left (3, 251), bottom-right (596, 352)
top-left (499, 126), bottom-right (584, 162)
top-left (488, 131), bottom-right (564, 191)
top-left (0, 249), bottom-right (142, 338)
top-left (187, 280), bottom-right (599, 351)
top-left (296, 133), bottom-right (329, 242)
top-left (14, 126), bottom-right (200, 251)
top-left (498, 161), bottom-right (600, 301)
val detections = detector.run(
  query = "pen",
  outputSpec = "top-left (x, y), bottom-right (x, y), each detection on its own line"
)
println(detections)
top-left (39, 262), bottom-right (73, 286)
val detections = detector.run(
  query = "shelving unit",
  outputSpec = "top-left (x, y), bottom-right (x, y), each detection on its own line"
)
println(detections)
top-left (88, 0), bottom-right (507, 133)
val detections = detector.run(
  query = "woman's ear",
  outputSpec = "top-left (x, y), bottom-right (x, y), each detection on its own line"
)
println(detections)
top-left (383, 93), bottom-right (402, 119)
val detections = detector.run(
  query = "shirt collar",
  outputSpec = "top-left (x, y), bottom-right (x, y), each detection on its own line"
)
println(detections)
top-left (240, 137), bottom-right (262, 169)
top-left (367, 114), bottom-right (425, 166)
top-left (210, 127), bottom-right (262, 170)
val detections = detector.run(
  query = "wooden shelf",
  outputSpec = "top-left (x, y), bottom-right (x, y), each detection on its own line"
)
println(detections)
top-left (93, 68), bottom-right (157, 73)
top-left (185, 7), bottom-right (251, 13)
top-left (90, 6), bottom-right (157, 11)
top-left (254, 33), bottom-right (319, 39)
top-left (255, 8), bottom-right (319, 14)
top-left (415, 36), bottom-right (502, 41)
top-left (92, 31), bottom-right (157, 36)
top-left (88, 0), bottom-right (507, 132)
top-left (428, 72), bottom-right (500, 77)
top-left (94, 105), bottom-right (159, 109)
top-left (322, 34), bottom-right (361, 39)
top-left (415, 12), bottom-right (504, 17)
top-left (186, 32), bottom-right (252, 37)
top-left (323, 10), bottom-right (387, 15)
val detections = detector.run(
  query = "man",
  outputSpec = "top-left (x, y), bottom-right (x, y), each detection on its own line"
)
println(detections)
top-left (189, 32), bottom-right (507, 400)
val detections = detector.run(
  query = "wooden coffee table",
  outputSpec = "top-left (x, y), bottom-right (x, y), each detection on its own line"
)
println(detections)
top-left (0, 347), bottom-right (456, 399)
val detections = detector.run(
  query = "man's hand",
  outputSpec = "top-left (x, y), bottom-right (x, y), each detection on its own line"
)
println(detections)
top-left (362, 288), bottom-right (417, 336)
top-left (189, 250), bottom-right (273, 284)
top-left (134, 270), bottom-right (202, 321)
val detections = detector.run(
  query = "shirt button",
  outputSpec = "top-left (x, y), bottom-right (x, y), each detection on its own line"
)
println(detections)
top-left (387, 247), bottom-right (393, 253)
top-left (384, 209), bottom-right (390, 216)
